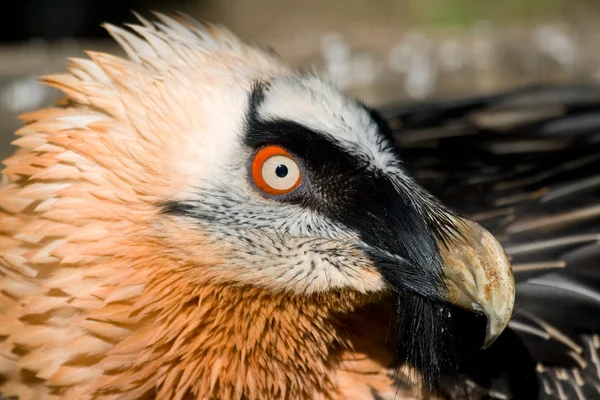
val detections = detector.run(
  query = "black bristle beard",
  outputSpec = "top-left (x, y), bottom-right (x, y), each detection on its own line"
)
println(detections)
top-left (393, 295), bottom-right (488, 396)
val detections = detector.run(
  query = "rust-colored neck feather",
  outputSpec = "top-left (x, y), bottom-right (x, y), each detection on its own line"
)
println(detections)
top-left (95, 264), bottom-right (373, 399)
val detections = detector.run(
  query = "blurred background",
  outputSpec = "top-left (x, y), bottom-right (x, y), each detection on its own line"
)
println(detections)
top-left (2, 0), bottom-right (600, 160)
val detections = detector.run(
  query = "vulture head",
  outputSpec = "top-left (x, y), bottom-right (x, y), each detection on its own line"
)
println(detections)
top-left (0, 12), bottom-right (515, 400)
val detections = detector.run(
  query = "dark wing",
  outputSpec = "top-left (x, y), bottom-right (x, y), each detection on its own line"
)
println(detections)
top-left (381, 84), bottom-right (600, 400)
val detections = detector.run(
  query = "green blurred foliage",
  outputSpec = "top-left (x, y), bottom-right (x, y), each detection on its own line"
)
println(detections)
top-left (195, 0), bottom-right (598, 32)
top-left (409, 0), bottom-right (565, 27)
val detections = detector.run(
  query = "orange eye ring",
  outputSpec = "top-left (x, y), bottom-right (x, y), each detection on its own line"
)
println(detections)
top-left (250, 145), bottom-right (303, 196)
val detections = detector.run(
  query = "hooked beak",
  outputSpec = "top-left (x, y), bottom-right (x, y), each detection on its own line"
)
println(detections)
top-left (440, 217), bottom-right (515, 348)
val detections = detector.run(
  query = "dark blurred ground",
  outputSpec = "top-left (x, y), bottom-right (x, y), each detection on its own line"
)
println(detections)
top-left (2, 0), bottom-right (600, 160)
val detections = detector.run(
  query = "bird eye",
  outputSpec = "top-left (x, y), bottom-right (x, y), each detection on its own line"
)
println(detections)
top-left (250, 145), bottom-right (302, 196)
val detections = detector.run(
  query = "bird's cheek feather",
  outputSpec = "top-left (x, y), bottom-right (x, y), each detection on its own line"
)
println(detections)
top-left (439, 217), bottom-right (516, 348)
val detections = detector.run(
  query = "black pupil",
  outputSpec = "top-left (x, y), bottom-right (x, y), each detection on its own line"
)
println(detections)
top-left (275, 164), bottom-right (288, 178)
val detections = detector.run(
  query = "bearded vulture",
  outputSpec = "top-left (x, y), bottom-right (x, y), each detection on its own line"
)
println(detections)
top-left (0, 11), bottom-right (592, 400)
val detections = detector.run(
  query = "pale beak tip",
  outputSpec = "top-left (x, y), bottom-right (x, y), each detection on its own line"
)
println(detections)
top-left (482, 316), bottom-right (508, 349)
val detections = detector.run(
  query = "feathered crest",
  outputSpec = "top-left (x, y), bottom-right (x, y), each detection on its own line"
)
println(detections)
top-left (102, 12), bottom-right (284, 74)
